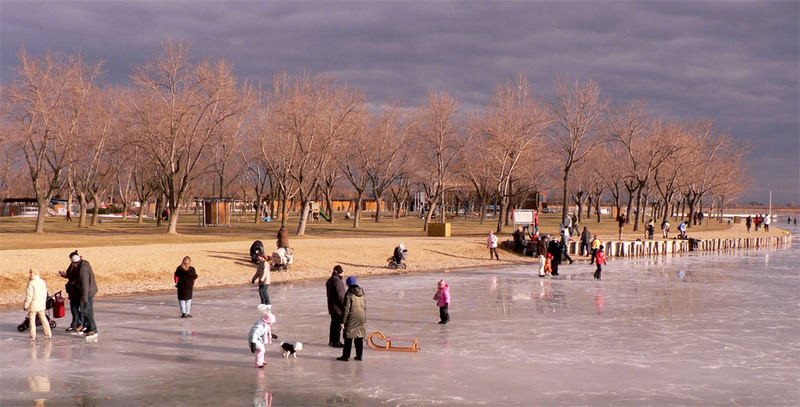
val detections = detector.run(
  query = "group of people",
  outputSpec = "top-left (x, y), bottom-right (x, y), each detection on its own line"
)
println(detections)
top-left (23, 250), bottom-right (99, 341)
top-left (745, 214), bottom-right (772, 232)
top-left (499, 225), bottom-right (607, 281)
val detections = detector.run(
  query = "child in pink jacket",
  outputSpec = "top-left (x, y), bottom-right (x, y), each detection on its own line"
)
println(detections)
top-left (433, 279), bottom-right (451, 324)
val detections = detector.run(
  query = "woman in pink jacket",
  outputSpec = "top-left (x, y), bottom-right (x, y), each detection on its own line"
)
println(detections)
top-left (433, 279), bottom-right (451, 324)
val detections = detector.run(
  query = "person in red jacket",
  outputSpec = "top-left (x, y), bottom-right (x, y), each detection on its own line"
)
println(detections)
top-left (594, 245), bottom-right (607, 280)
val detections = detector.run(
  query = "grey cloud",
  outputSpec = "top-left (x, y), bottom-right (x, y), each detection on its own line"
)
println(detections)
top-left (1, 0), bottom-right (797, 203)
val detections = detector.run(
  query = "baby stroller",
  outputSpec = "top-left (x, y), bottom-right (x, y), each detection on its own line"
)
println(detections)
top-left (388, 243), bottom-right (408, 270)
top-left (18, 290), bottom-right (64, 332)
top-left (250, 240), bottom-right (266, 264)
top-left (270, 247), bottom-right (294, 271)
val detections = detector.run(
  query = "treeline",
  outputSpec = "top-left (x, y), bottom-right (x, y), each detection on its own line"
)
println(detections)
top-left (1, 40), bottom-right (747, 234)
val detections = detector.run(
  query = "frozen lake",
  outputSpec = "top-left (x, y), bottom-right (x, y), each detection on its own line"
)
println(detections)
top-left (2, 225), bottom-right (799, 406)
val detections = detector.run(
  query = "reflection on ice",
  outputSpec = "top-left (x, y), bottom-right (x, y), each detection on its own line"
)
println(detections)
top-left (1, 226), bottom-right (798, 405)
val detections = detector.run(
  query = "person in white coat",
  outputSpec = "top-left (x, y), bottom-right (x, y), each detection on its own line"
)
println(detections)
top-left (23, 269), bottom-right (52, 341)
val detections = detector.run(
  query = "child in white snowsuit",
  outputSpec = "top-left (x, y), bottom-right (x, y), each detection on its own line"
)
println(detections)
top-left (249, 304), bottom-right (275, 368)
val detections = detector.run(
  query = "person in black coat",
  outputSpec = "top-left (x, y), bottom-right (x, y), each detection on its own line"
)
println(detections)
top-left (58, 250), bottom-right (84, 332)
top-left (326, 265), bottom-right (347, 347)
top-left (73, 253), bottom-right (98, 338)
top-left (547, 239), bottom-right (562, 276)
top-left (174, 256), bottom-right (198, 318)
top-left (580, 227), bottom-right (591, 256)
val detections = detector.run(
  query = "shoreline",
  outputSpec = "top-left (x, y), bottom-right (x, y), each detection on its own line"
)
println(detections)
top-left (1, 224), bottom-right (790, 307)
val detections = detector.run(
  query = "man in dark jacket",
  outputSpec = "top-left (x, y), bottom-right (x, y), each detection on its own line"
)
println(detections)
top-left (326, 265), bottom-right (347, 348)
top-left (73, 253), bottom-right (98, 339)
top-left (547, 239), bottom-right (562, 276)
top-left (580, 227), bottom-right (591, 257)
top-left (58, 250), bottom-right (83, 332)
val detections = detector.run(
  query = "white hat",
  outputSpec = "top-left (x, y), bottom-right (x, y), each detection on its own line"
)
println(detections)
top-left (257, 304), bottom-right (272, 314)
top-left (71, 254), bottom-right (81, 263)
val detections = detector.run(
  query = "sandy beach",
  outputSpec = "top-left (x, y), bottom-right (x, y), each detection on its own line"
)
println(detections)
top-left (0, 221), bottom-right (788, 306)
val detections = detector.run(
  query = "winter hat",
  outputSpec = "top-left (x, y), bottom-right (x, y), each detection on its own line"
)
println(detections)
top-left (70, 253), bottom-right (81, 263)
top-left (333, 265), bottom-right (343, 274)
top-left (398, 243), bottom-right (405, 250)
top-left (438, 279), bottom-right (446, 288)
top-left (346, 276), bottom-right (357, 286)
top-left (258, 304), bottom-right (272, 314)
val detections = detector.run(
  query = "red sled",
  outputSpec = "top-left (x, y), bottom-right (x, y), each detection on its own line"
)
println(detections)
top-left (52, 292), bottom-right (66, 318)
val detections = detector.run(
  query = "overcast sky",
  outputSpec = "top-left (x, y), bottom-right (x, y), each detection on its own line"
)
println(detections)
top-left (2, 1), bottom-right (798, 205)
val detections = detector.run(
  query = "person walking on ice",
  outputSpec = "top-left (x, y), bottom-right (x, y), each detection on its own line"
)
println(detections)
top-left (326, 265), bottom-right (346, 348)
top-left (433, 279), bottom-right (451, 324)
top-left (251, 253), bottom-right (271, 306)
top-left (338, 276), bottom-right (366, 361)
top-left (594, 245), bottom-right (607, 280)
top-left (174, 256), bottom-right (197, 318)
top-left (73, 252), bottom-right (98, 339)
top-left (24, 269), bottom-right (52, 341)
top-left (249, 304), bottom-right (276, 368)
top-left (487, 231), bottom-right (500, 260)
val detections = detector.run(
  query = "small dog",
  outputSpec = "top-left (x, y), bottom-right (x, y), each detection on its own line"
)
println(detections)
top-left (281, 342), bottom-right (303, 358)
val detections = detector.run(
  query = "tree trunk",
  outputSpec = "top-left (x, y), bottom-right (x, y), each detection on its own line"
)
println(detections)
top-left (424, 200), bottom-right (438, 232)
top-left (354, 194), bottom-right (364, 229)
top-left (137, 201), bottom-right (146, 224)
top-left (595, 193), bottom-right (602, 223)
top-left (34, 200), bottom-right (47, 233)
top-left (374, 194), bottom-right (383, 223)
top-left (633, 185), bottom-right (643, 232)
top-left (296, 199), bottom-right (310, 235)
top-left (155, 196), bottom-right (163, 227)
top-left (66, 192), bottom-right (73, 222)
top-left (79, 194), bottom-right (88, 228)
top-left (167, 204), bottom-right (179, 234)
top-left (560, 172), bottom-right (570, 225)
top-left (439, 187), bottom-right (445, 223)
top-left (496, 194), bottom-right (507, 233)
top-left (90, 191), bottom-right (100, 226)
top-left (479, 196), bottom-right (487, 224)
top-left (280, 193), bottom-right (289, 227)
top-left (326, 193), bottom-right (334, 224)
top-left (625, 188), bottom-right (635, 224)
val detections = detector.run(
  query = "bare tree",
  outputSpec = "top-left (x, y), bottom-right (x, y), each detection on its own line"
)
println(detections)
top-left (680, 120), bottom-right (746, 227)
top-left (130, 40), bottom-right (244, 234)
top-left (342, 116), bottom-right (372, 229)
top-left (265, 73), bottom-right (365, 234)
top-left (476, 75), bottom-right (551, 233)
top-left (367, 105), bottom-right (414, 222)
top-left (551, 78), bottom-right (606, 225)
top-left (412, 90), bottom-right (466, 230)
top-left (209, 83), bottom-right (255, 198)
top-left (4, 50), bottom-right (103, 232)
top-left (609, 102), bottom-right (681, 230)
top-left (459, 147), bottom-right (494, 224)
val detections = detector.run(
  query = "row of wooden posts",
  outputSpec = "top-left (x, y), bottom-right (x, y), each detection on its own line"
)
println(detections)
top-left (564, 233), bottom-right (793, 257)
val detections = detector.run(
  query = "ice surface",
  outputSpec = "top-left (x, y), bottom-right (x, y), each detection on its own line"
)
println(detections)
top-left (2, 225), bottom-right (799, 406)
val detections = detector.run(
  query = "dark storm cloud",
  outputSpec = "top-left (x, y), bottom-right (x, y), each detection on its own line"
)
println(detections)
top-left (1, 1), bottom-right (797, 203)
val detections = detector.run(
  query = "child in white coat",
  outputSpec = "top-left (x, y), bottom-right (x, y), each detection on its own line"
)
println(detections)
top-left (249, 304), bottom-right (275, 368)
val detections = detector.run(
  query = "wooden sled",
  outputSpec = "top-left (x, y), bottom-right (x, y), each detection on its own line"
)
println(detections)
top-left (367, 331), bottom-right (421, 352)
